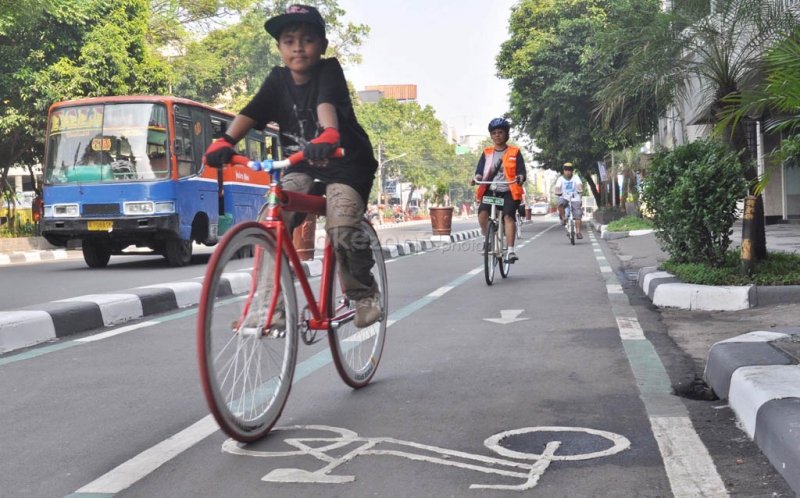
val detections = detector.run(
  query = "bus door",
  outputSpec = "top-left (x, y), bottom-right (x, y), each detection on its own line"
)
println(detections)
top-left (174, 104), bottom-right (214, 241)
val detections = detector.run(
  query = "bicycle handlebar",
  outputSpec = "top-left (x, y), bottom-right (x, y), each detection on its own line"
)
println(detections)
top-left (229, 148), bottom-right (345, 172)
top-left (473, 180), bottom-right (516, 185)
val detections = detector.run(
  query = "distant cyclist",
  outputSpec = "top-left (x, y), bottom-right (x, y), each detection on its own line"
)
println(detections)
top-left (471, 118), bottom-right (526, 262)
top-left (555, 162), bottom-right (584, 239)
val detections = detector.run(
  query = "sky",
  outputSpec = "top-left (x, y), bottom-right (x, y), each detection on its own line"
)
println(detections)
top-left (336, 0), bottom-right (517, 137)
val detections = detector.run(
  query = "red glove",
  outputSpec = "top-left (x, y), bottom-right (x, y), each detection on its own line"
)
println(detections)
top-left (304, 127), bottom-right (340, 161)
top-left (203, 135), bottom-right (236, 167)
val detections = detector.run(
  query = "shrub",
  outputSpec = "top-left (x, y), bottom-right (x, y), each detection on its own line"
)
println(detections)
top-left (641, 139), bottom-right (747, 265)
top-left (663, 250), bottom-right (800, 285)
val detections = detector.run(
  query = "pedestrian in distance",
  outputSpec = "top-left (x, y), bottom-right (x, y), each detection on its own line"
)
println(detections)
top-left (470, 118), bottom-right (526, 262)
top-left (202, 4), bottom-right (381, 327)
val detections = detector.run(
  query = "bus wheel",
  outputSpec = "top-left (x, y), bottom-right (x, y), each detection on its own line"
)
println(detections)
top-left (165, 238), bottom-right (192, 267)
top-left (82, 240), bottom-right (111, 268)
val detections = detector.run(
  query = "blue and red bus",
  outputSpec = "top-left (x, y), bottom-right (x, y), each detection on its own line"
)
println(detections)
top-left (40, 96), bottom-right (277, 267)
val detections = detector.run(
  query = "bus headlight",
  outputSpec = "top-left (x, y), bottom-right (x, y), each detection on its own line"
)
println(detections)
top-left (43, 205), bottom-right (53, 218)
top-left (123, 201), bottom-right (155, 215)
top-left (154, 201), bottom-right (175, 214)
top-left (53, 203), bottom-right (79, 217)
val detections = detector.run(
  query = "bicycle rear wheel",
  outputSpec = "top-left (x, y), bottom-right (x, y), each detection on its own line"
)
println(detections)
top-left (484, 221), bottom-right (497, 285)
top-left (327, 220), bottom-right (388, 388)
top-left (197, 222), bottom-right (298, 442)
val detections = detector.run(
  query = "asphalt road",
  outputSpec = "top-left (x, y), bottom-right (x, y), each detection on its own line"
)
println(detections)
top-left (0, 218), bottom-right (478, 311)
top-left (0, 217), bottom-right (792, 496)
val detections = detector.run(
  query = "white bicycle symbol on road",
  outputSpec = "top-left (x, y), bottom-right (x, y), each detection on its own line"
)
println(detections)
top-left (222, 424), bottom-right (631, 491)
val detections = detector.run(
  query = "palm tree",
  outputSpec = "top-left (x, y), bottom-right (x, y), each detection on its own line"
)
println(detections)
top-left (719, 28), bottom-right (800, 168)
top-left (596, 0), bottom-right (800, 260)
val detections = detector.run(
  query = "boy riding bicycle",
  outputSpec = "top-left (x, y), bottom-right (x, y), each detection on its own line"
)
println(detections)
top-left (555, 163), bottom-right (584, 239)
top-left (203, 4), bottom-right (381, 327)
top-left (471, 118), bottom-right (526, 262)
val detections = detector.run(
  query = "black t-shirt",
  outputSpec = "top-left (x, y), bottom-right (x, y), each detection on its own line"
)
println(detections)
top-left (240, 58), bottom-right (378, 201)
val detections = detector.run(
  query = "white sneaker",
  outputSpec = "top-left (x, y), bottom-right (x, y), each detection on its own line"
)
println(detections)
top-left (354, 293), bottom-right (382, 328)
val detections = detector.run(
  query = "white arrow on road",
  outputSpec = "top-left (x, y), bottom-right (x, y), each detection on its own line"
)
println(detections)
top-left (484, 309), bottom-right (529, 325)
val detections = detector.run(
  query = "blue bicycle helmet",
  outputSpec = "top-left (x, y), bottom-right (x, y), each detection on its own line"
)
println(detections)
top-left (488, 117), bottom-right (510, 132)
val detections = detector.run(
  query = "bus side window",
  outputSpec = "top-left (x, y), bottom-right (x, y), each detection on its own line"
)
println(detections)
top-left (176, 120), bottom-right (195, 178)
top-left (246, 138), bottom-right (263, 161)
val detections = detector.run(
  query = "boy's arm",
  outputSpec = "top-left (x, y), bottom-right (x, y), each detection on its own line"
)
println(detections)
top-left (554, 177), bottom-right (563, 195)
top-left (304, 102), bottom-right (340, 161)
top-left (225, 115), bottom-right (258, 143)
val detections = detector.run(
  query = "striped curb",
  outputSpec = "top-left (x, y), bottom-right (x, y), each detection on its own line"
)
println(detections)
top-left (704, 329), bottom-right (800, 493)
top-left (0, 249), bottom-right (72, 266)
top-left (0, 228), bottom-right (482, 355)
top-left (638, 266), bottom-right (800, 310)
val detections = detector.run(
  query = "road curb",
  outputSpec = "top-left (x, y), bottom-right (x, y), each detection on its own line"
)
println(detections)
top-left (0, 249), bottom-right (73, 266)
top-left (0, 228), bottom-right (482, 354)
top-left (637, 266), bottom-right (800, 310)
top-left (593, 222), bottom-right (655, 240)
top-left (704, 329), bottom-right (800, 493)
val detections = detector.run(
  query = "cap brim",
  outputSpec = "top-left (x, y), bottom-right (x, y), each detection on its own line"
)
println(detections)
top-left (264, 13), bottom-right (325, 40)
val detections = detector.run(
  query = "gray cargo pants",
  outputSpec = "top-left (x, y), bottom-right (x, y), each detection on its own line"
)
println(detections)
top-left (281, 172), bottom-right (377, 300)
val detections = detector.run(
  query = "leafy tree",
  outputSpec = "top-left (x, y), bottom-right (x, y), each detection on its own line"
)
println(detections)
top-left (718, 29), bottom-right (800, 170)
top-left (496, 0), bottom-right (658, 205)
top-left (0, 0), bottom-right (173, 221)
top-left (597, 0), bottom-right (800, 259)
top-left (355, 98), bottom-right (471, 208)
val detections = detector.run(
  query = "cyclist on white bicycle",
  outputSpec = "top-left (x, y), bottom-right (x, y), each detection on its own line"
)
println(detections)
top-left (555, 162), bottom-right (584, 239)
top-left (472, 118), bottom-right (526, 262)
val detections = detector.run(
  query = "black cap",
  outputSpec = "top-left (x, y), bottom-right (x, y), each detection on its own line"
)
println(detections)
top-left (265, 4), bottom-right (326, 40)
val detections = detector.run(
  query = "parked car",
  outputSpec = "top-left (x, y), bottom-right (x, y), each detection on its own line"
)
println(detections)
top-left (531, 202), bottom-right (549, 215)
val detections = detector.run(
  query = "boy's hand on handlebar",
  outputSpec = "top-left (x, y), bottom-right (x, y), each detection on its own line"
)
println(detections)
top-left (304, 127), bottom-right (340, 163)
top-left (515, 175), bottom-right (525, 185)
top-left (304, 142), bottom-right (337, 161)
top-left (203, 135), bottom-right (236, 167)
top-left (471, 174), bottom-right (481, 186)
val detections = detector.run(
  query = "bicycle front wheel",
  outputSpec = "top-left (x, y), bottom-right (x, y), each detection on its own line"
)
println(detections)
top-left (197, 222), bottom-right (298, 442)
top-left (569, 219), bottom-right (576, 245)
top-left (484, 222), bottom-right (496, 285)
top-left (328, 220), bottom-right (388, 388)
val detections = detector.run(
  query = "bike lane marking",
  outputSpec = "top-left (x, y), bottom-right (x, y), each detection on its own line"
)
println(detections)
top-left (589, 231), bottom-right (728, 497)
top-left (65, 267), bottom-right (495, 496)
top-left (219, 424), bottom-right (630, 491)
top-left (64, 223), bottom-right (559, 497)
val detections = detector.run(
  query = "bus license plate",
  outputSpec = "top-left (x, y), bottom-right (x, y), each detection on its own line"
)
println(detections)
top-left (87, 220), bottom-right (113, 231)
top-left (482, 196), bottom-right (503, 206)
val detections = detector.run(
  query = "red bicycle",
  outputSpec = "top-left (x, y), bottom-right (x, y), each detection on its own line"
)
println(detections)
top-left (197, 149), bottom-right (388, 442)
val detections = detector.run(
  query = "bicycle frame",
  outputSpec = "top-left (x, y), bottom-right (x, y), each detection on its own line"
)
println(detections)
top-left (241, 169), bottom-right (353, 335)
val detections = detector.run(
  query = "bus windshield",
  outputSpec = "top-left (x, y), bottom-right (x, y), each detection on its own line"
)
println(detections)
top-left (45, 103), bottom-right (169, 184)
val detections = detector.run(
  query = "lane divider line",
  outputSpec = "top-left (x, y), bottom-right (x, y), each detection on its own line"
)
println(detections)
top-left (588, 232), bottom-right (728, 497)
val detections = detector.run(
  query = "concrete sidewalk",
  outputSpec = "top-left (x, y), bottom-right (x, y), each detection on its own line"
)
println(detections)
top-left (599, 221), bottom-right (800, 493)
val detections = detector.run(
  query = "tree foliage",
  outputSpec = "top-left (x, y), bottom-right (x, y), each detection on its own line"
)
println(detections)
top-left (597, 0), bottom-right (800, 151)
top-left (355, 98), bottom-right (472, 206)
top-left (497, 0), bottom-right (657, 189)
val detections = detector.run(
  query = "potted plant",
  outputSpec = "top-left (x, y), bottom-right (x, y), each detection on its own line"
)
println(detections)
top-left (429, 182), bottom-right (454, 236)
